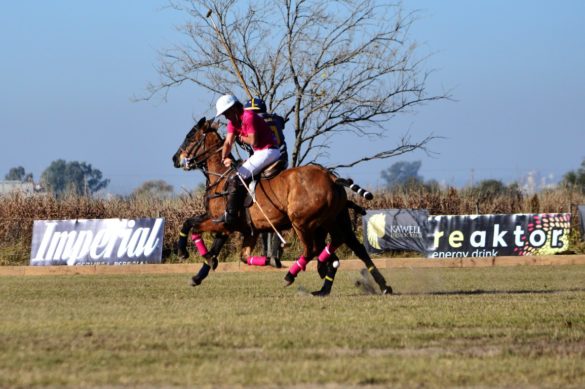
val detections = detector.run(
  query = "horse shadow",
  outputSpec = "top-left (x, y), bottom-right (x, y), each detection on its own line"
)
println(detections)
top-left (353, 270), bottom-right (585, 296)
top-left (352, 287), bottom-right (585, 296)
top-left (406, 287), bottom-right (585, 296)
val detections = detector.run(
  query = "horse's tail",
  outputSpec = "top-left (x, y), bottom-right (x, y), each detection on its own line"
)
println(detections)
top-left (335, 178), bottom-right (374, 200)
top-left (346, 200), bottom-right (366, 215)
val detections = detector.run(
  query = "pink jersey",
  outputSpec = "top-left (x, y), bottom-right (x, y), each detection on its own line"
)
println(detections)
top-left (227, 110), bottom-right (276, 151)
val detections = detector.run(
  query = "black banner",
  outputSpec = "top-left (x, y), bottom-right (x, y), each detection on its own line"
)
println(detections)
top-left (30, 218), bottom-right (165, 266)
top-left (363, 209), bottom-right (429, 254)
top-left (426, 213), bottom-right (571, 258)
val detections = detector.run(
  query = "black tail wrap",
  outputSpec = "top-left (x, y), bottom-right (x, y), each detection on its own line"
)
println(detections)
top-left (349, 183), bottom-right (373, 200)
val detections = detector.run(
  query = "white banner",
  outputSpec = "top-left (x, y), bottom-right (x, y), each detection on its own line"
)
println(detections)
top-left (30, 218), bottom-right (165, 266)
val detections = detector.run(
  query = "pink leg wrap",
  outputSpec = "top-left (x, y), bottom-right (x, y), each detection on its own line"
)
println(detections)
top-left (191, 234), bottom-right (208, 256)
top-left (289, 256), bottom-right (308, 276)
top-left (318, 244), bottom-right (337, 262)
top-left (246, 256), bottom-right (268, 266)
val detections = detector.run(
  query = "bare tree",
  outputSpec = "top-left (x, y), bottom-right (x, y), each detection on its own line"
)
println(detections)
top-left (146, 0), bottom-right (448, 169)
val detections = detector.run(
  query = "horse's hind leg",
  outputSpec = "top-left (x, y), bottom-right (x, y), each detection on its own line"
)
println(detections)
top-left (345, 232), bottom-right (392, 294)
top-left (331, 210), bottom-right (393, 295)
top-left (311, 252), bottom-right (339, 297)
top-left (309, 228), bottom-right (338, 296)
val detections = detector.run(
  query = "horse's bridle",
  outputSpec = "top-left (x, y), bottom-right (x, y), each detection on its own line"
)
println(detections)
top-left (181, 127), bottom-right (233, 194)
top-left (181, 132), bottom-right (208, 170)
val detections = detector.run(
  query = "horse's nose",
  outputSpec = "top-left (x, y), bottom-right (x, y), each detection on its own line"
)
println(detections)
top-left (172, 152), bottom-right (180, 168)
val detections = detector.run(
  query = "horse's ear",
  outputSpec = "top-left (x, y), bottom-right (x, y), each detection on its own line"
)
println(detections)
top-left (186, 117), bottom-right (206, 139)
top-left (209, 119), bottom-right (220, 131)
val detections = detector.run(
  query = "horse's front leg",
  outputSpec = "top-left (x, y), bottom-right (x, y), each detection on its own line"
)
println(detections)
top-left (179, 216), bottom-right (232, 261)
top-left (179, 214), bottom-right (229, 257)
top-left (178, 215), bottom-right (231, 287)
top-left (243, 232), bottom-right (283, 267)
top-left (190, 232), bottom-right (229, 287)
top-left (284, 226), bottom-right (316, 286)
top-left (178, 215), bottom-right (208, 259)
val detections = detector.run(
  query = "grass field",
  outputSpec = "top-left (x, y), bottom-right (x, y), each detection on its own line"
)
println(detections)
top-left (1, 265), bottom-right (585, 388)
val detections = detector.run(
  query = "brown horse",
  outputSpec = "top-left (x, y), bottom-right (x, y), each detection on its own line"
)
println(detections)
top-left (172, 117), bottom-right (392, 295)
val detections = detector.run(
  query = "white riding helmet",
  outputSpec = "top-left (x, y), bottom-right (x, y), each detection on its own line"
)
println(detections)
top-left (215, 94), bottom-right (239, 118)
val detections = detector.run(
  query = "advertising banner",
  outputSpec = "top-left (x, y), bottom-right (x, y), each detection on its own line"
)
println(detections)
top-left (30, 218), bottom-right (165, 266)
top-left (363, 209), bottom-right (429, 254)
top-left (426, 213), bottom-right (571, 258)
top-left (578, 205), bottom-right (585, 240)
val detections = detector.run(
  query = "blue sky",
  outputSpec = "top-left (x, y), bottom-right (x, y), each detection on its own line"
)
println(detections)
top-left (1, 1), bottom-right (583, 194)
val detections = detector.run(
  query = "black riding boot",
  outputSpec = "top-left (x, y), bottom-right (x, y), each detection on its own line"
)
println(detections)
top-left (217, 174), bottom-right (245, 228)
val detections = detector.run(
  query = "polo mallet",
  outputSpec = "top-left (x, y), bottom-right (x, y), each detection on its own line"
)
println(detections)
top-left (232, 170), bottom-right (289, 248)
top-left (206, 9), bottom-right (253, 101)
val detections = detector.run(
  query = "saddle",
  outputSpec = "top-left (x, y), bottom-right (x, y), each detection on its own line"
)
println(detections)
top-left (259, 158), bottom-right (286, 180)
top-left (243, 158), bottom-right (286, 208)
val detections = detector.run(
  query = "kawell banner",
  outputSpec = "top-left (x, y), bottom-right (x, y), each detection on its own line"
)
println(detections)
top-left (363, 209), bottom-right (429, 254)
top-left (426, 213), bottom-right (571, 258)
top-left (30, 218), bottom-right (165, 266)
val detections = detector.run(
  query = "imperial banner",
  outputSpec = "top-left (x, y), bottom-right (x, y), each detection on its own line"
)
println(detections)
top-left (363, 209), bottom-right (429, 254)
top-left (30, 218), bottom-right (165, 266)
top-left (426, 213), bottom-right (571, 258)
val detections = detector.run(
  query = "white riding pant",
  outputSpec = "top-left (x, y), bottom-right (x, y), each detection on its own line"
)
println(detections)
top-left (237, 147), bottom-right (281, 180)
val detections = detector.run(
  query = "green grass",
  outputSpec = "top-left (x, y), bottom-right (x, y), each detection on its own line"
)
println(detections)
top-left (1, 265), bottom-right (585, 388)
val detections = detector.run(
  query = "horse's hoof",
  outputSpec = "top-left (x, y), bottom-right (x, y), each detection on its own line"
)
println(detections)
top-left (382, 286), bottom-right (393, 295)
top-left (311, 289), bottom-right (330, 297)
top-left (269, 257), bottom-right (282, 268)
top-left (191, 275), bottom-right (203, 287)
top-left (284, 272), bottom-right (295, 287)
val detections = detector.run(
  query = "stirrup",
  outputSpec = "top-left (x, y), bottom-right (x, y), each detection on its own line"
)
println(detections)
top-left (212, 214), bottom-right (224, 224)
top-left (213, 212), bottom-right (230, 223)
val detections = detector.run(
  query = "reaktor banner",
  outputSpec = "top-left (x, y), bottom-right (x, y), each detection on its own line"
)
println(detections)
top-left (426, 213), bottom-right (571, 258)
top-left (363, 209), bottom-right (429, 254)
top-left (30, 218), bottom-right (165, 266)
